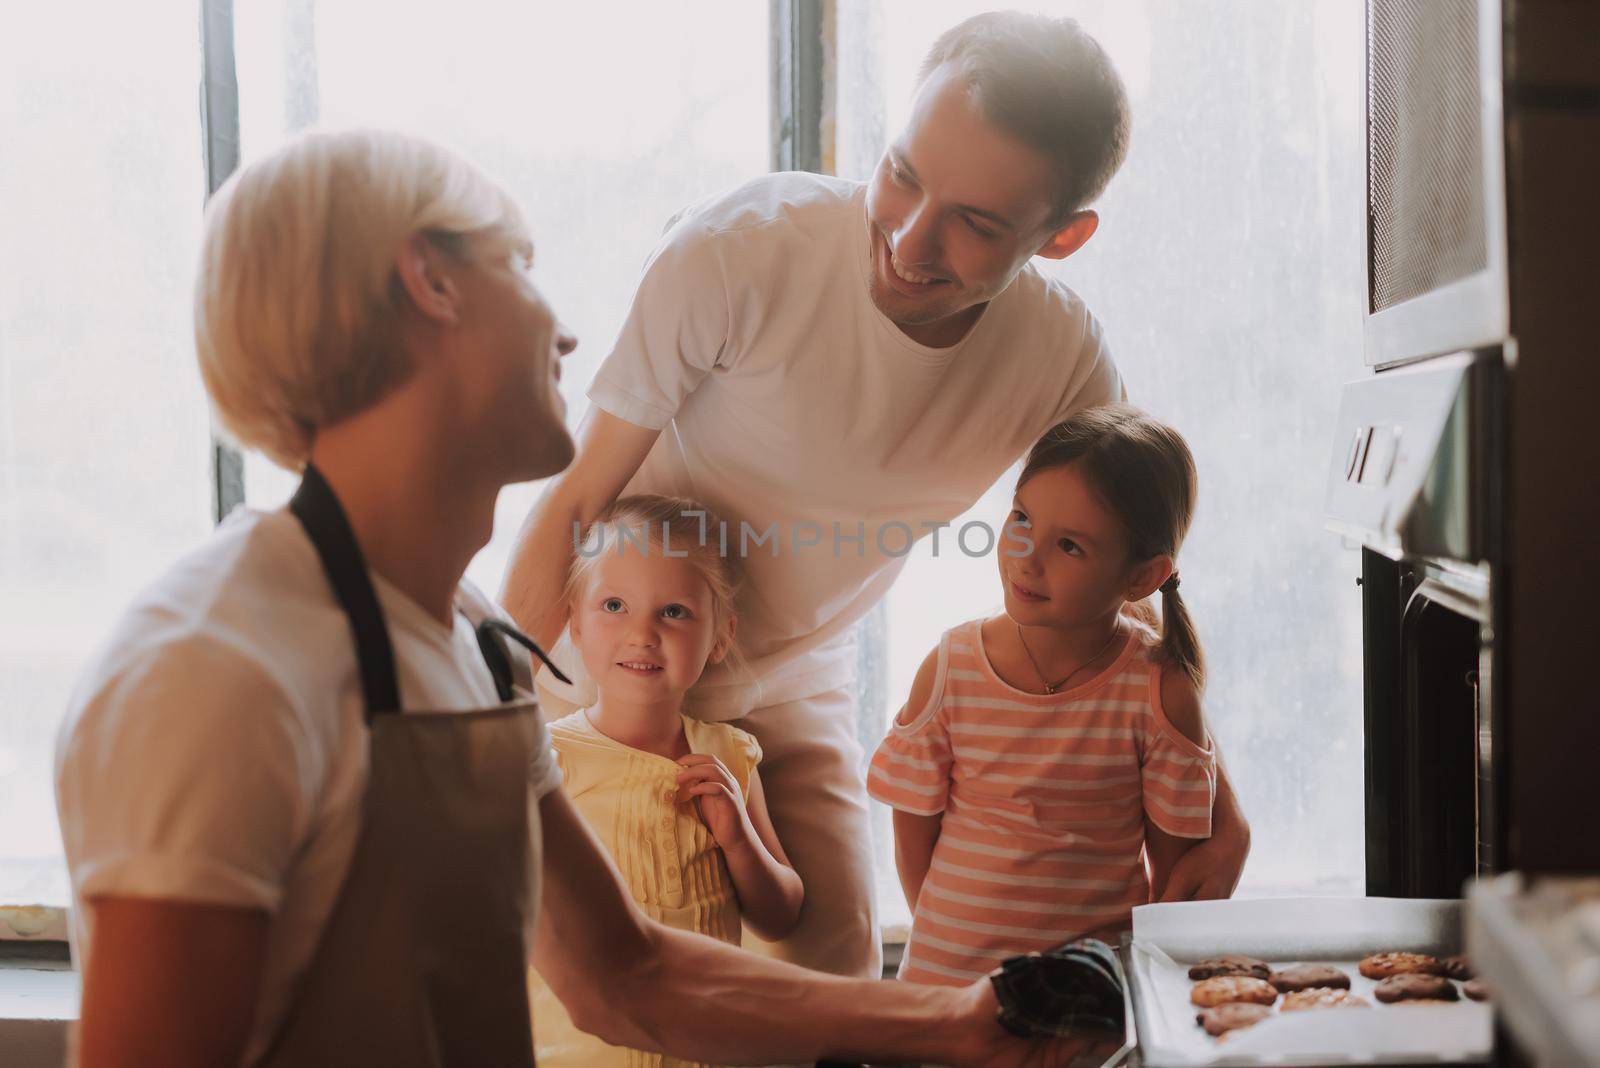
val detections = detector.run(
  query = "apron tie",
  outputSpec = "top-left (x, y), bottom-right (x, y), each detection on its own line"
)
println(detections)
top-left (476, 618), bottom-right (573, 702)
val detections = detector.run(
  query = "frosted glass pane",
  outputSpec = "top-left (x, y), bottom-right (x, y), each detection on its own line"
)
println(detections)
top-left (0, 6), bottom-right (210, 905)
top-left (234, 1), bottom-right (772, 614)
top-left (843, 1), bottom-right (1368, 930)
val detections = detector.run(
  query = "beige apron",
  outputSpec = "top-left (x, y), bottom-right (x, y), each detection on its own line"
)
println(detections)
top-left (257, 465), bottom-right (557, 1067)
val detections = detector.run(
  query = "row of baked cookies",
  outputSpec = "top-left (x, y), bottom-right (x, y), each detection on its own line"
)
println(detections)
top-left (1358, 950), bottom-right (1489, 1003)
top-left (1187, 952), bottom-right (1489, 1037)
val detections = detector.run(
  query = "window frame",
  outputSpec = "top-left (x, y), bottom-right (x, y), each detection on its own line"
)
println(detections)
top-left (0, 0), bottom-right (244, 947)
top-left (201, 0), bottom-right (247, 525)
top-left (2, 0), bottom-right (840, 946)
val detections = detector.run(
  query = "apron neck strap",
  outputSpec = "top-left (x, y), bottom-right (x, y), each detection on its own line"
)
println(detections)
top-left (474, 618), bottom-right (573, 702)
top-left (290, 464), bottom-right (401, 719)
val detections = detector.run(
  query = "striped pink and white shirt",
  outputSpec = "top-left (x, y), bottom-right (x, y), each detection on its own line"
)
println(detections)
top-left (868, 617), bottom-right (1215, 985)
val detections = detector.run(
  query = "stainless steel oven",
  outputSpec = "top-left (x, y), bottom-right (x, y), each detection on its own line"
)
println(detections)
top-left (1330, 0), bottom-right (1600, 891)
top-left (1329, 350), bottom-right (1503, 898)
top-left (1329, 0), bottom-right (1600, 1061)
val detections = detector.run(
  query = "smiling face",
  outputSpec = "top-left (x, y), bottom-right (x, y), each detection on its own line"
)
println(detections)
top-left (447, 239), bottom-right (577, 483)
top-left (864, 66), bottom-right (1080, 347)
top-left (569, 543), bottom-right (731, 709)
top-left (1001, 462), bottom-right (1167, 630)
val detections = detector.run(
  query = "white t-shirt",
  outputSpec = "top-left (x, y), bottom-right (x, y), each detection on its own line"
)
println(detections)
top-left (54, 506), bottom-right (562, 1066)
top-left (550, 172), bottom-right (1123, 719)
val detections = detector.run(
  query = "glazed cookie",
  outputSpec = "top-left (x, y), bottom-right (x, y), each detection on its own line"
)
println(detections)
top-left (1187, 955), bottom-right (1272, 981)
top-left (1463, 978), bottom-right (1491, 1002)
top-left (1442, 955), bottom-right (1474, 981)
top-left (1269, 965), bottom-right (1352, 992)
top-left (1359, 951), bottom-right (1445, 979)
top-left (1191, 976), bottom-right (1279, 1008)
top-left (1374, 973), bottom-right (1459, 1003)
top-left (1280, 988), bottom-right (1370, 1011)
top-left (1197, 1002), bottom-right (1273, 1036)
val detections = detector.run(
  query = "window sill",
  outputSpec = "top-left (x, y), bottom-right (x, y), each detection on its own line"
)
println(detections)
top-left (0, 955), bottom-right (76, 1068)
top-left (0, 907), bottom-right (77, 1065)
top-left (2, 905), bottom-right (68, 943)
top-left (0, 924), bottom-right (904, 1066)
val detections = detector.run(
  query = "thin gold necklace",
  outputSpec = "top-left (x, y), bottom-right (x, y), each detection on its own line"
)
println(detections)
top-left (1015, 619), bottom-right (1122, 695)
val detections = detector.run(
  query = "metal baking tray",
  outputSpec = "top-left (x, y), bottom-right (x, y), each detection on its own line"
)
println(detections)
top-left (1106, 939), bottom-right (1137, 1066)
top-left (1123, 898), bottom-right (1491, 1067)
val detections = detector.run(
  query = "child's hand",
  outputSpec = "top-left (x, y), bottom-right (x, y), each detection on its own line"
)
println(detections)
top-left (675, 754), bottom-right (755, 854)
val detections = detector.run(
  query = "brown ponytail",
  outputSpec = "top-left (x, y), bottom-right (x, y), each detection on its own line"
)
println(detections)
top-left (1158, 577), bottom-right (1206, 694)
top-left (1019, 404), bottom-right (1206, 691)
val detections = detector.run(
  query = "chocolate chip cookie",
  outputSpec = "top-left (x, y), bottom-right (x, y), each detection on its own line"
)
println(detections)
top-left (1269, 965), bottom-right (1352, 992)
top-left (1358, 951), bottom-right (1445, 980)
top-left (1197, 1002), bottom-right (1273, 1035)
top-left (1374, 973), bottom-right (1459, 1003)
top-left (1463, 978), bottom-right (1490, 1001)
top-left (1442, 955), bottom-right (1474, 981)
top-left (1190, 976), bottom-right (1279, 1007)
top-left (1187, 955), bottom-right (1271, 981)
top-left (1280, 988), bottom-right (1370, 1011)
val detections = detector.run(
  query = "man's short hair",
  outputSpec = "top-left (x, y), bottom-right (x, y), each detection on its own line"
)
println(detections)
top-left (194, 129), bottom-right (530, 470)
top-left (919, 11), bottom-right (1131, 223)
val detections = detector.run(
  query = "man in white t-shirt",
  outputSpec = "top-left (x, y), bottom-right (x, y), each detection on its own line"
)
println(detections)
top-left (503, 12), bottom-right (1252, 979)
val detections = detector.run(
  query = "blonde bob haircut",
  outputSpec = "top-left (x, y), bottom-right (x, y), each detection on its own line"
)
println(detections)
top-left (194, 128), bottom-right (532, 469)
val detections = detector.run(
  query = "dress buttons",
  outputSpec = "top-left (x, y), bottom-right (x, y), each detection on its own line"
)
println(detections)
top-left (658, 775), bottom-right (679, 895)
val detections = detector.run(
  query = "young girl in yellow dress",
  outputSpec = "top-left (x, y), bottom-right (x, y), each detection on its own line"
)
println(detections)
top-left (531, 495), bottom-right (804, 1068)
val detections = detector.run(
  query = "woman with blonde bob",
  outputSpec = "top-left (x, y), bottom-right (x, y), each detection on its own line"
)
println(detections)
top-left (54, 128), bottom-right (1117, 1067)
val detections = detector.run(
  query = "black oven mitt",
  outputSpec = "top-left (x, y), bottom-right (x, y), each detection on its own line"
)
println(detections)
top-left (988, 938), bottom-right (1126, 1039)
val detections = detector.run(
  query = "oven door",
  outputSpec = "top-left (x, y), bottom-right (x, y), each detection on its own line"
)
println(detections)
top-left (1362, 550), bottom-right (1493, 898)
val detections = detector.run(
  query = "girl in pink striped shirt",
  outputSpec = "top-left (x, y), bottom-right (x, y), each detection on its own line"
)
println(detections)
top-left (868, 405), bottom-right (1217, 985)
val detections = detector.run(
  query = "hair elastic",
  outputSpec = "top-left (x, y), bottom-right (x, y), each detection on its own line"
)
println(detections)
top-left (1160, 572), bottom-right (1181, 595)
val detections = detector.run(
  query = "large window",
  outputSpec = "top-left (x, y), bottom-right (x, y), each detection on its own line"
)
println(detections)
top-left (4, 4), bottom-right (1365, 933)
top-left (2, 0), bottom-right (770, 912)
top-left (839, 0), bottom-right (1369, 931)
top-left (233, 0), bottom-right (772, 614)
top-left (0, 5), bottom-right (211, 909)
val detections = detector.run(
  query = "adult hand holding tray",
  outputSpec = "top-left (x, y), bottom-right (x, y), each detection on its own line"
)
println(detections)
top-left (1126, 898), bottom-right (1492, 1066)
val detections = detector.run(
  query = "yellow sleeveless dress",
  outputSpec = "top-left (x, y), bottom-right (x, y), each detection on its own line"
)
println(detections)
top-left (531, 710), bottom-right (762, 1068)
